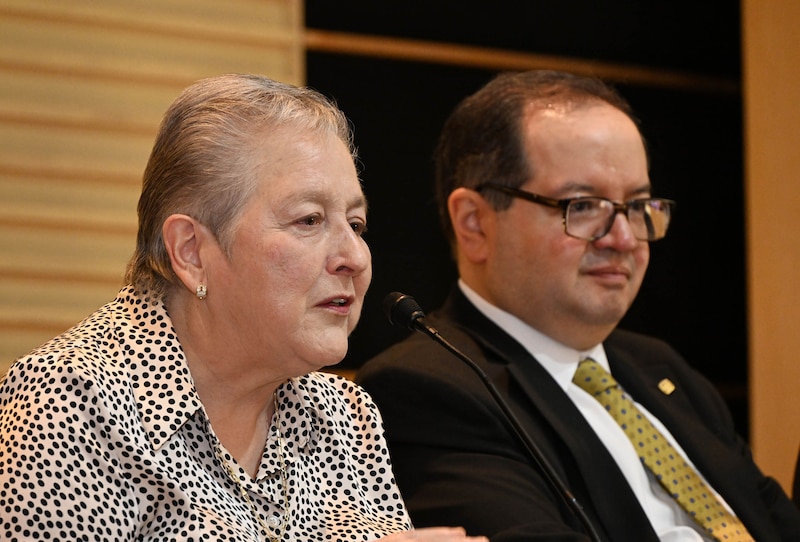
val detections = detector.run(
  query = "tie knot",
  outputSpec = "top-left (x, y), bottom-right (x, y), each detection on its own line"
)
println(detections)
top-left (573, 358), bottom-right (618, 395)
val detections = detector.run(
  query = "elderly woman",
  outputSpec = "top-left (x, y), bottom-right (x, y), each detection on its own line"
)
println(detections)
top-left (0, 74), bottom-right (483, 542)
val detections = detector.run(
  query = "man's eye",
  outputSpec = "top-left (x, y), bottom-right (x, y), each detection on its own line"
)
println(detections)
top-left (570, 200), bottom-right (598, 213)
top-left (569, 198), bottom-right (605, 214)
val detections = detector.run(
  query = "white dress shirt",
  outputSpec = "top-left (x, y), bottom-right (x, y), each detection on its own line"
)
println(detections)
top-left (460, 280), bottom-right (720, 541)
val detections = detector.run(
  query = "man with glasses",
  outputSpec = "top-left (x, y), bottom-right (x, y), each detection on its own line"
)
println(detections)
top-left (357, 70), bottom-right (800, 541)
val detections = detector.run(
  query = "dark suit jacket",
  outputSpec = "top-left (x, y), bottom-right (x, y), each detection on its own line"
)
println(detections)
top-left (357, 287), bottom-right (800, 541)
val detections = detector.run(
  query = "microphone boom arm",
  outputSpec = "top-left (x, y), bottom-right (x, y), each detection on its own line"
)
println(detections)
top-left (384, 292), bottom-right (601, 542)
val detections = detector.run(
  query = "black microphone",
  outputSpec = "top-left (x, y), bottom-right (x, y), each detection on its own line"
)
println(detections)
top-left (383, 291), bottom-right (602, 542)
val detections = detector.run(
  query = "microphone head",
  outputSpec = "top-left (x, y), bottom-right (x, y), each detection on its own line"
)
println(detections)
top-left (383, 291), bottom-right (426, 330)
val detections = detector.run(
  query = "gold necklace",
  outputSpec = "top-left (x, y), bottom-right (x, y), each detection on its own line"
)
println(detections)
top-left (215, 393), bottom-right (290, 541)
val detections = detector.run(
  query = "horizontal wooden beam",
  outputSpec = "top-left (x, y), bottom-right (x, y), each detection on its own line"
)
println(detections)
top-left (0, 268), bottom-right (124, 286)
top-left (305, 28), bottom-right (740, 94)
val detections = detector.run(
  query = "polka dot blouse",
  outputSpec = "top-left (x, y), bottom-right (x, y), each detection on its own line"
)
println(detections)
top-left (0, 286), bottom-right (412, 541)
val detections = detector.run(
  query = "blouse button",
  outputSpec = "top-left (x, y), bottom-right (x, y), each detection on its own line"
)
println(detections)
top-left (267, 514), bottom-right (281, 527)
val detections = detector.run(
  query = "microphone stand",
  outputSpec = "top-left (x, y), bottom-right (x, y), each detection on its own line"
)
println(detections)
top-left (389, 293), bottom-right (602, 542)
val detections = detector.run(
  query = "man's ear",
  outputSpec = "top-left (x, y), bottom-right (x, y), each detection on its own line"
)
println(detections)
top-left (448, 187), bottom-right (494, 264)
top-left (162, 214), bottom-right (208, 292)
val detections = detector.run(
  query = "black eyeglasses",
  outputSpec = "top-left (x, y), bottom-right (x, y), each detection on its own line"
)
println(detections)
top-left (476, 182), bottom-right (675, 242)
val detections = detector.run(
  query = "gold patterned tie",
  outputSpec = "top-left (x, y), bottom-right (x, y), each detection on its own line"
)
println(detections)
top-left (572, 359), bottom-right (753, 542)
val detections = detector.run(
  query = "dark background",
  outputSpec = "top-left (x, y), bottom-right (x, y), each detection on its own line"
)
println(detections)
top-left (305, 2), bottom-right (747, 435)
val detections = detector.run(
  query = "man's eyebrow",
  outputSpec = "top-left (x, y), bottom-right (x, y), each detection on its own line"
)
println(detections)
top-left (552, 181), bottom-right (652, 198)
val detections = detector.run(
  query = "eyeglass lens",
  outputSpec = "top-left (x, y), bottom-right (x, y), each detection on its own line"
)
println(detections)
top-left (566, 199), bottom-right (671, 241)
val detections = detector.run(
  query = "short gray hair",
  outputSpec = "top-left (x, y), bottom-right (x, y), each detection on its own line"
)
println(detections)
top-left (125, 74), bottom-right (355, 300)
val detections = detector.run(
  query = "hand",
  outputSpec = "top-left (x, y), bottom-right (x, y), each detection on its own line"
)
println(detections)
top-left (378, 527), bottom-right (489, 542)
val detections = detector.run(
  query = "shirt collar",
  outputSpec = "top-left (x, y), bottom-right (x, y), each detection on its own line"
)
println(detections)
top-left (275, 377), bottom-right (317, 459)
top-left (458, 280), bottom-right (610, 392)
top-left (112, 287), bottom-right (324, 460)
top-left (111, 286), bottom-right (204, 450)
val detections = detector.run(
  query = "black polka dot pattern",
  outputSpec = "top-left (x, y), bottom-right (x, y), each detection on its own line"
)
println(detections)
top-left (0, 286), bottom-right (412, 540)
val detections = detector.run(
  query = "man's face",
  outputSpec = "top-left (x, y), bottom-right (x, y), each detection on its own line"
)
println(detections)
top-left (485, 103), bottom-right (651, 349)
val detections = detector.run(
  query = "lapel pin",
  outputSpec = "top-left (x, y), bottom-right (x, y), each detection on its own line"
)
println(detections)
top-left (658, 378), bottom-right (676, 396)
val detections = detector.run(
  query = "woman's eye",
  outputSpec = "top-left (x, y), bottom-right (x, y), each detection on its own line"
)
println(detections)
top-left (351, 221), bottom-right (367, 236)
top-left (300, 214), bottom-right (322, 226)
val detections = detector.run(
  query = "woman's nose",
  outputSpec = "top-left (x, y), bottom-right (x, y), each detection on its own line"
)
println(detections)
top-left (330, 224), bottom-right (371, 275)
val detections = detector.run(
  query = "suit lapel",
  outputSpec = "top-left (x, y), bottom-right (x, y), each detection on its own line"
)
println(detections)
top-left (440, 290), bottom-right (659, 541)
top-left (506, 360), bottom-right (659, 541)
top-left (606, 342), bottom-right (780, 541)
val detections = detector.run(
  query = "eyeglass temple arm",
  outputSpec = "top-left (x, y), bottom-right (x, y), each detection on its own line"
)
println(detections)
top-left (476, 182), bottom-right (565, 209)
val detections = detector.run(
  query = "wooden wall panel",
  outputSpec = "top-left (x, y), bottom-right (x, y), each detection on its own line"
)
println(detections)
top-left (0, 124), bottom-right (153, 175)
top-left (0, 0), bottom-right (303, 369)
top-left (0, 173), bottom-right (140, 230)
top-left (742, 0), bottom-right (800, 494)
top-left (0, 71), bottom-right (172, 131)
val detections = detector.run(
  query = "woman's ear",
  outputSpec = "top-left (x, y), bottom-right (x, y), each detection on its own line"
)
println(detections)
top-left (448, 187), bottom-right (494, 264)
top-left (162, 214), bottom-right (207, 292)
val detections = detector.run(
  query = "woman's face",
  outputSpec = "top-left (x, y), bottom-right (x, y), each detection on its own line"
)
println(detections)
top-left (203, 129), bottom-right (371, 375)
